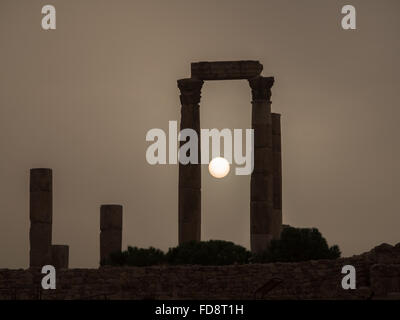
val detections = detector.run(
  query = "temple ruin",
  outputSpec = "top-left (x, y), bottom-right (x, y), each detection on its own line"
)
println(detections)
top-left (27, 60), bottom-right (282, 268)
top-left (177, 61), bottom-right (282, 253)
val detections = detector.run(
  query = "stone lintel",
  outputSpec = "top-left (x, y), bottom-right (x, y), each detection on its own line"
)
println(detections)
top-left (191, 61), bottom-right (263, 80)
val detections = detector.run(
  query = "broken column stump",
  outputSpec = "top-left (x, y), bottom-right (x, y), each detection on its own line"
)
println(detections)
top-left (29, 168), bottom-right (69, 269)
top-left (100, 204), bottom-right (123, 264)
top-left (30, 168), bottom-right (53, 267)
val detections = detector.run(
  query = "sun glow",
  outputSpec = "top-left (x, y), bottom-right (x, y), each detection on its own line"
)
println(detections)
top-left (208, 157), bottom-right (230, 178)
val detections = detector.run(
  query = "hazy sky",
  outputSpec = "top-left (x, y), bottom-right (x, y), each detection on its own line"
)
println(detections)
top-left (0, 0), bottom-right (399, 268)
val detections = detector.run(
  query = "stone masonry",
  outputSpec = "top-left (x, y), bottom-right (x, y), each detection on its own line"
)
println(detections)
top-left (2, 243), bottom-right (399, 300)
top-left (29, 168), bottom-right (69, 269)
top-left (29, 169), bottom-right (53, 267)
top-left (100, 205), bottom-right (123, 263)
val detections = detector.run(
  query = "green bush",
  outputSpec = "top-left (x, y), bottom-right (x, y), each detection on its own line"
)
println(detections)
top-left (252, 227), bottom-right (341, 263)
top-left (166, 240), bottom-right (251, 265)
top-left (102, 228), bottom-right (340, 266)
top-left (102, 246), bottom-right (165, 266)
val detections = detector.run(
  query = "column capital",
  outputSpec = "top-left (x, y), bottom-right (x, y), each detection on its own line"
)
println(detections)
top-left (177, 78), bottom-right (204, 105)
top-left (248, 76), bottom-right (275, 101)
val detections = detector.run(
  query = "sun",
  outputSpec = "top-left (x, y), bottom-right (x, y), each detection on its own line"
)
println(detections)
top-left (208, 157), bottom-right (230, 178)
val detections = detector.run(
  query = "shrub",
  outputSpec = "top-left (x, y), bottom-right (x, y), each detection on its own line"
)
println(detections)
top-left (102, 246), bottom-right (165, 266)
top-left (251, 226), bottom-right (341, 263)
top-left (102, 228), bottom-right (340, 266)
top-left (166, 240), bottom-right (251, 265)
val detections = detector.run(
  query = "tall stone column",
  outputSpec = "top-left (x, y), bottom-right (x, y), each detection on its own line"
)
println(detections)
top-left (30, 168), bottom-right (53, 267)
top-left (272, 113), bottom-right (282, 239)
top-left (248, 76), bottom-right (275, 253)
top-left (177, 78), bottom-right (204, 244)
top-left (100, 204), bottom-right (123, 264)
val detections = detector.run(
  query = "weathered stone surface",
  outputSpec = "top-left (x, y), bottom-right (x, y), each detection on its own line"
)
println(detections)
top-left (178, 78), bottom-right (203, 245)
top-left (29, 248), bottom-right (52, 268)
top-left (100, 205), bottom-right (123, 263)
top-left (100, 230), bottom-right (122, 263)
top-left (30, 192), bottom-right (52, 223)
top-left (253, 147), bottom-right (273, 174)
top-left (191, 61), bottom-right (263, 80)
top-left (271, 113), bottom-right (281, 135)
top-left (251, 234), bottom-right (273, 254)
top-left (272, 173), bottom-right (282, 209)
top-left (100, 205), bottom-right (123, 231)
top-left (251, 100), bottom-right (271, 125)
top-left (248, 76), bottom-right (274, 101)
top-left (370, 264), bottom-right (400, 296)
top-left (177, 78), bottom-right (204, 105)
top-left (2, 244), bottom-right (400, 300)
top-left (250, 201), bottom-right (274, 234)
top-left (29, 168), bottom-right (53, 268)
top-left (272, 209), bottom-right (282, 239)
top-left (179, 221), bottom-right (201, 244)
top-left (29, 223), bottom-right (52, 252)
top-left (30, 169), bottom-right (52, 224)
top-left (253, 123), bottom-right (272, 148)
top-left (178, 188), bottom-right (201, 222)
top-left (179, 163), bottom-right (201, 189)
top-left (179, 104), bottom-right (201, 133)
top-left (272, 135), bottom-right (281, 152)
top-left (51, 245), bottom-right (69, 269)
top-left (273, 159), bottom-right (282, 209)
top-left (248, 77), bottom-right (277, 253)
top-left (271, 113), bottom-right (282, 241)
top-left (30, 168), bottom-right (52, 192)
top-left (369, 243), bottom-right (400, 264)
top-left (250, 173), bottom-right (273, 202)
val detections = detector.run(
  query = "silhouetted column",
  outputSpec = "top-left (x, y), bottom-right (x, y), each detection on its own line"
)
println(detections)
top-left (51, 245), bottom-right (69, 269)
top-left (100, 205), bottom-right (122, 263)
top-left (248, 76), bottom-right (275, 253)
top-left (177, 78), bottom-right (204, 244)
top-left (30, 168), bottom-right (53, 267)
top-left (272, 113), bottom-right (282, 239)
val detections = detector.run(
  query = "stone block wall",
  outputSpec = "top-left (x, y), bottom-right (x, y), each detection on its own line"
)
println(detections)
top-left (0, 243), bottom-right (399, 300)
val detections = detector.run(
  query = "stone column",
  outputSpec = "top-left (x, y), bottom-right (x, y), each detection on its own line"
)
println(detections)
top-left (272, 113), bottom-right (282, 239)
top-left (248, 76), bottom-right (275, 253)
top-left (51, 245), bottom-right (69, 269)
top-left (100, 204), bottom-right (123, 264)
top-left (177, 78), bottom-right (204, 244)
top-left (30, 168), bottom-right (53, 267)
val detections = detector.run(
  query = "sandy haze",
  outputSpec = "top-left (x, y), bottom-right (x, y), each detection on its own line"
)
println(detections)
top-left (0, 0), bottom-right (399, 268)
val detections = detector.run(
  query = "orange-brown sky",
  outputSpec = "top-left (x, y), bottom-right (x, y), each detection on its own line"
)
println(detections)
top-left (0, 0), bottom-right (399, 268)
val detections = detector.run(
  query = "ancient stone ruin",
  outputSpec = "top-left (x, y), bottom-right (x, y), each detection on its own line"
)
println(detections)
top-left (3, 61), bottom-right (399, 300)
top-left (27, 60), bottom-right (282, 268)
top-left (3, 243), bottom-right (400, 300)
top-left (178, 61), bottom-right (282, 253)
top-left (100, 205), bottom-right (123, 264)
top-left (29, 168), bottom-right (69, 269)
top-left (29, 169), bottom-right (124, 268)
